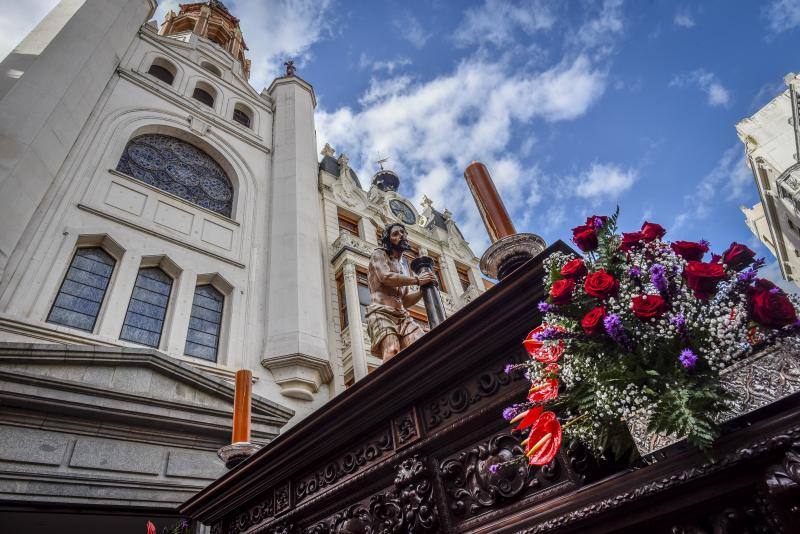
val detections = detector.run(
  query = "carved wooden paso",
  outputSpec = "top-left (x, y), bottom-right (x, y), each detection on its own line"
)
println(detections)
top-left (180, 240), bottom-right (800, 534)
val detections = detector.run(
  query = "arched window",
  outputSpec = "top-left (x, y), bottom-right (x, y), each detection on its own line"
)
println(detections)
top-left (147, 58), bottom-right (176, 85)
top-left (184, 285), bottom-right (224, 362)
top-left (192, 82), bottom-right (216, 107)
top-left (232, 104), bottom-right (252, 128)
top-left (116, 134), bottom-right (234, 217)
top-left (201, 62), bottom-right (222, 77)
top-left (47, 247), bottom-right (115, 332)
top-left (120, 267), bottom-right (173, 348)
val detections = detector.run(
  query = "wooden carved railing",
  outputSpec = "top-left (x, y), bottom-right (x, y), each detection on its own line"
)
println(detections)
top-left (180, 241), bottom-right (800, 534)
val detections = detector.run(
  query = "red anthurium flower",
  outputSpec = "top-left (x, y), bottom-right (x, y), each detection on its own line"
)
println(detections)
top-left (550, 278), bottom-right (576, 305)
top-left (528, 379), bottom-right (559, 404)
top-left (523, 327), bottom-right (544, 357)
top-left (147, 522), bottom-right (157, 534)
top-left (510, 405), bottom-right (544, 431)
top-left (571, 224), bottom-right (598, 252)
top-left (544, 362), bottom-right (560, 375)
top-left (671, 240), bottom-right (709, 262)
top-left (631, 294), bottom-right (668, 320)
top-left (523, 411), bottom-right (562, 466)
top-left (640, 221), bottom-right (666, 241)
top-left (560, 258), bottom-right (588, 279)
top-left (534, 342), bottom-right (564, 364)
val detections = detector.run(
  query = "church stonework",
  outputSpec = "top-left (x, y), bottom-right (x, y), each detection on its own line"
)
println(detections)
top-left (0, 0), bottom-right (483, 523)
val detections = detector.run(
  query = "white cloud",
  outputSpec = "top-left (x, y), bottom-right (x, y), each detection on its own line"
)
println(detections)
top-left (573, 163), bottom-right (638, 199)
top-left (672, 146), bottom-right (752, 233)
top-left (670, 69), bottom-right (731, 107)
top-left (673, 8), bottom-right (695, 28)
top-left (571, 0), bottom-right (625, 51)
top-left (359, 54), bottom-right (412, 74)
top-left (453, 0), bottom-right (556, 48)
top-left (763, 0), bottom-right (800, 33)
top-left (0, 0), bottom-right (59, 62)
top-left (316, 53), bottom-right (609, 251)
top-left (394, 14), bottom-right (430, 49)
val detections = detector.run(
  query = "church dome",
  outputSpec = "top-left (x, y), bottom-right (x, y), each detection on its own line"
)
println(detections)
top-left (371, 169), bottom-right (400, 192)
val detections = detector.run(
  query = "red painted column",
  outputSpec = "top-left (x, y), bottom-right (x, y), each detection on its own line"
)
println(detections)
top-left (231, 370), bottom-right (252, 444)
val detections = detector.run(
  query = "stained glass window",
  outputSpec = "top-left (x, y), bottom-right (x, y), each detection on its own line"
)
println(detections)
top-left (116, 134), bottom-right (234, 217)
top-left (47, 247), bottom-right (115, 332)
top-left (120, 267), bottom-right (173, 348)
top-left (184, 285), bottom-right (224, 362)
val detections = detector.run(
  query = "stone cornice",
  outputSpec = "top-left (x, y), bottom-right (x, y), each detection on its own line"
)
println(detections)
top-left (265, 75), bottom-right (317, 108)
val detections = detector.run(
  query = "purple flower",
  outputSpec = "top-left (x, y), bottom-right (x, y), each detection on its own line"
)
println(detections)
top-left (502, 405), bottom-right (520, 421)
top-left (679, 348), bottom-right (698, 369)
top-left (699, 239), bottom-right (710, 249)
top-left (769, 287), bottom-right (781, 294)
top-left (488, 464), bottom-right (499, 474)
top-left (504, 364), bottom-right (515, 374)
top-left (737, 267), bottom-right (758, 283)
top-left (538, 301), bottom-right (554, 313)
top-left (603, 314), bottom-right (629, 346)
top-left (649, 263), bottom-right (669, 294)
top-left (670, 313), bottom-right (687, 335)
top-left (628, 266), bottom-right (642, 278)
top-left (532, 326), bottom-right (571, 342)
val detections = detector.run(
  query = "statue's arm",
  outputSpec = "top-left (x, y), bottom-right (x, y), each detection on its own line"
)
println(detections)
top-left (370, 250), bottom-right (418, 287)
top-left (402, 288), bottom-right (423, 307)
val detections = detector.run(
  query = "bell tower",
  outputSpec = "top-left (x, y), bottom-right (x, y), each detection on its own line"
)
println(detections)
top-left (159, 0), bottom-right (251, 79)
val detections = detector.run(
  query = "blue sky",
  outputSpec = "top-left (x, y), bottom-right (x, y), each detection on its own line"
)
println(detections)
top-left (3, 0), bottom-right (799, 291)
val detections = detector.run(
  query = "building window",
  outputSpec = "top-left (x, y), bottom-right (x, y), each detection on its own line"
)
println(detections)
top-left (201, 62), bottom-right (222, 77)
top-left (428, 252), bottom-right (447, 293)
top-left (344, 369), bottom-right (355, 389)
top-left (338, 210), bottom-right (360, 237)
top-left (116, 134), bottom-right (234, 217)
top-left (336, 273), bottom-right (348, 328)
top-left (192, 87), bottom-right (215, 107)
top-left (120, 267), bottom-right (173, 348)
top-left (147, 58), bottom-right (176, 85)
top-left (184, 285), bottom-right (224, 362)
top-left (232, 104), bottom-right (252, 128)
top-left (455, 262), bottom-right (472, 292)
top-left (47, 248), bottom-right (115, 332)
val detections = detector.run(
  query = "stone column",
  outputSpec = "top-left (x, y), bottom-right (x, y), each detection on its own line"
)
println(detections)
top-left (262, 75), bottom-right (332, 400)
top-left (342, 261), bottom-right (368, 381)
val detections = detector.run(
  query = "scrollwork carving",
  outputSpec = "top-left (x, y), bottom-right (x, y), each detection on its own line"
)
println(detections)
top-left (439, 433), bottom-right (560, 520)
top-left (275, 483), bottom-right (290, 514)
top-left (392, 408), bottom-right (420, 448)
top-left (303, 456), bottom-right (439, 534)
top-left (765, 440), bottom-right (800, 495)
top-left (295, 429), bottom-right (394, 503)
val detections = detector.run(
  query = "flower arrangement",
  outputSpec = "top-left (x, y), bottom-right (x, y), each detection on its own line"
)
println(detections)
top-left (501, 210), bottom-right (800, 465)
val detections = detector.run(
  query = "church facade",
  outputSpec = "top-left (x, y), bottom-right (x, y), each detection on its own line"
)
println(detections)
top-left (0, 0), bottom-right (483, 527)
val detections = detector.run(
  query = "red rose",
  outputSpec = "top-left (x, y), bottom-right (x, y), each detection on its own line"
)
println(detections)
top-left (631, 294), bottom-right (668, 320)
top-left (671, 240), bottom-right (708, 262)
top-left (571, 224), bottom-right (598, 252)
top-left (581, 306), bottom-right (606, 335)
top-left (640, 221), bottom-right (666, 241)
top-left (584, 269), bottom-right (619, 299)
top-left (748, 279), bottom-right (798, 328)
top-left (561, 258), bottom-right (588, 279)
top-left (620, 231), bottom-right (645, 252)
top-left (721, 242), bottom-right (756, 271)
top-left (585, 215), bottom-right (608, 228)
top-left (549, 279), bottom-right (575, 305)
top-left (683, 261), bottom-right (726, 300)
top-left (524, 411), bottom-right (562, 466)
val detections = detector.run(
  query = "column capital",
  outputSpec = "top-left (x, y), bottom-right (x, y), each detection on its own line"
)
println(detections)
top-left (342, 260), bottom-right (357, 280)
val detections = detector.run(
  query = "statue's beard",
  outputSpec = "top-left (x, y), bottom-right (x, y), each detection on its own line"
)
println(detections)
top-left (390, 238), bottom-right (411, 254)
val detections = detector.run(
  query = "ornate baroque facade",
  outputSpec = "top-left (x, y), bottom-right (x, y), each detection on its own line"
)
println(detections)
top-left (0, 0), bottom-right (483, 528)
top-left (737, 73), bottom-right (800, 288)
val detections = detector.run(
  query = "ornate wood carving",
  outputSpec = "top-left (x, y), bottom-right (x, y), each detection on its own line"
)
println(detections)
top-left (302, 456), bottom-right (439, 534)
top-left (424, 365), bottom-right (521, 431)
top-left (294, 428), bottom-right (394, 503)
top-left (275, 483), bottom-right (291, 515)
top-left (392, 407), bottom-right (421, 448)
top-left (765, 440), bottom-right (800, 495)
top-left (439, 432), bottom-right (562, 521)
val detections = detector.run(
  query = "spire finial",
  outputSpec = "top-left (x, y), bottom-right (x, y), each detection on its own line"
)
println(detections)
top-left (375, 152), bottom-right (390, 171)
top-left (284, 59), bottom-right (296, 77)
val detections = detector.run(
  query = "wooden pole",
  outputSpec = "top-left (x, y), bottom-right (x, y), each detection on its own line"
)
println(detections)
top-left (231, 369), bottom-right (252, 444)
top-left (463, 161), bottom-right (517, 243)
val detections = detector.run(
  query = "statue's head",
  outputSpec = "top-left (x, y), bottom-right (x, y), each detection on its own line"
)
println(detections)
top-left (380, 223), bottom-right (411, 254)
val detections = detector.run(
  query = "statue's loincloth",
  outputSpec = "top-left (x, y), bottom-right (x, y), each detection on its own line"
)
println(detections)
top-left (365, 304), bottom-right (423, 355)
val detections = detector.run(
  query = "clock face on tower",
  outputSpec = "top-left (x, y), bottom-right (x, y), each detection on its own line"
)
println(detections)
top-left (389, 199), bottom-right (416, 225)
